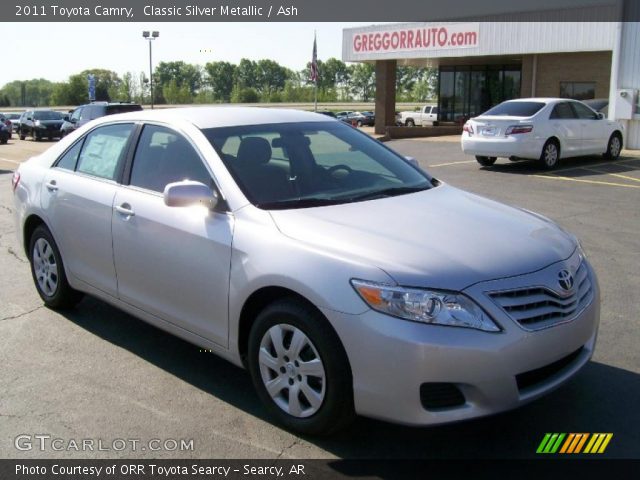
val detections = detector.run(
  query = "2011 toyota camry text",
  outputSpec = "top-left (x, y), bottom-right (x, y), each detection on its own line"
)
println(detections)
top-left (12, 107), bottom-right (599, 435)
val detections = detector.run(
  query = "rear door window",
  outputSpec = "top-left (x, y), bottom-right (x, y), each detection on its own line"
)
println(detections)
top-left (76, 123), bottom-right (134, 180)
top-left (550, 103), bottom-right (577, 119)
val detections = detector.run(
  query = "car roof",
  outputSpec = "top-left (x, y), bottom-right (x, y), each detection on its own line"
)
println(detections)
top-left (503, 97), bottom-right (581, 104)
top-left (102, 106), bottom-right (335, 129)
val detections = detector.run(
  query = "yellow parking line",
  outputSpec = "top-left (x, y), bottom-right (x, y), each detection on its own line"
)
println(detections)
top-left (580, 167), bottom-right (640, 184)
top-left (532, 174), bottom-right (640, 189)
top-left (553, 158), bottom-right (638, 174)
top-left (428, 160), bottom-right (476, 167)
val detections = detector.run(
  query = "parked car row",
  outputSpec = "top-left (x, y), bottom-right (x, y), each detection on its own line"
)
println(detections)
top-left (0, 102), bottom-right (143, 143)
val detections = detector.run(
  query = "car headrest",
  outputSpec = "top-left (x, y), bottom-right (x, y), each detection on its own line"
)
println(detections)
top-left (237, 137), bottom-right (272, 166)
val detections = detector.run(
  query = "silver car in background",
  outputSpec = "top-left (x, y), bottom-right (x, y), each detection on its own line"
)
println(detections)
top-left (12, 107), bottom-right (599, 435)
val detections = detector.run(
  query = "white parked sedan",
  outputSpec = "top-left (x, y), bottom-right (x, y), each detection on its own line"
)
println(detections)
top-left (461, 98), bottom-right (624, 169)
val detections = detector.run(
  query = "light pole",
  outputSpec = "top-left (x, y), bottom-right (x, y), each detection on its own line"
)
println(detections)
top-left (142, 30), bottom-right (159, 109)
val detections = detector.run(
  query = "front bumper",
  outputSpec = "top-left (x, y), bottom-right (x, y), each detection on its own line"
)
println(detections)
top-left (322, 257), bottom-right (600, 426)
top-left (461, 133), bottom-right (543, 160)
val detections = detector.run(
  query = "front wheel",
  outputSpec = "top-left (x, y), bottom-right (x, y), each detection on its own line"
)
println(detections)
top-left (405, 119), bottom-right (415, 127)
top-left (604, 133), bottom-right (622, 160)
top-left (29, 225), bottom-right (83, 309)
top-left (475, 156), bottom-right (497, 167)
top-left (247, 298), bottom-right (354, 435)
top-left (540, 139), bottom-right (560, 169)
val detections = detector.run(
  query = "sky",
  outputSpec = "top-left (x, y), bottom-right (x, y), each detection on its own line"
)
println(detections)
top-left (1, 22), bottom-right (381, 86)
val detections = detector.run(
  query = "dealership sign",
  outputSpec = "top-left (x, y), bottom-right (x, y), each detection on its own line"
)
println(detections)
top-left (351, 22), bottom-right (479, 55)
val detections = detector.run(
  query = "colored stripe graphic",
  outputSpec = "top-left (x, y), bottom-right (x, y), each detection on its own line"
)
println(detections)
top-left (538, 433), bottom-right (613, 454)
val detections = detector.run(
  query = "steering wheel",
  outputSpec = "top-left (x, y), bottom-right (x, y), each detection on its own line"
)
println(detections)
top-left (327, 164), bottom-right (353, 176)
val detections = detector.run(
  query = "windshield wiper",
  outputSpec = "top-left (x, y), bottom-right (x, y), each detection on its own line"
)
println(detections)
top-left (256, 197), bottom-right (345, 210)
top-left (347, 185), bottom-right (429, 202)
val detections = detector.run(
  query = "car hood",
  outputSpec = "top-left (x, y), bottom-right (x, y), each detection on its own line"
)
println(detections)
top-left (269, 185), bottom-right (576, 291)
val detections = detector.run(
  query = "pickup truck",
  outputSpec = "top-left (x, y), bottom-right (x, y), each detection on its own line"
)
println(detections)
top-left (397, 105), bottom-right (438, 126)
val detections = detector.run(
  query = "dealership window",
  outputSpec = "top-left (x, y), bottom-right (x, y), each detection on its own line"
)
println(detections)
top-left (438, 65), bottom-right (521, 123)
top-left (560, 82), bottom-right (596, 100)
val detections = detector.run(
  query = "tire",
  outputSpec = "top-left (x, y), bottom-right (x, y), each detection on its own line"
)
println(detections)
top-left (604, 132), bottom-right (622, 160)
top-left (405, 119), bottom-right (415, 127)
top-left (357, 120), bottom-right (363, 127)
top-left (0, 138), bottom-right (7, 145)
top-left (29, 225), bottom-right (83, 309)
top-left (19, 129), bottom-right (25, 141)
top-left (540, 139), bottom-right (560, 169)
top-left (247, 298), bottom-right (354, 436)
top-left (475, 156), bottom-right (497, 167)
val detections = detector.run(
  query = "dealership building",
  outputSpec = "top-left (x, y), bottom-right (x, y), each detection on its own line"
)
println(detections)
top-left (342, 1), bottom-right (640, 148)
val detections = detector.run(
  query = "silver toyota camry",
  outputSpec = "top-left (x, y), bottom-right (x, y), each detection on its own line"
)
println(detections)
top-left (12, 107), bottom-right (599, 435)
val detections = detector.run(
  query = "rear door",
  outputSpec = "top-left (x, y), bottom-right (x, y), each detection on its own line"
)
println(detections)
top-left (40, 123), bottom-right (135, 296)
top-left (549, 102), bottom-right (582, 156)
top-left (111, 123), bottom-right (233, 347)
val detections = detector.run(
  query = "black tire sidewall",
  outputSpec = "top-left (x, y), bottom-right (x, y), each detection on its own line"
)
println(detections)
top-left (475, 156), bottom-right (496, 167)
top-left (247, 299), bottom-right (354, 435)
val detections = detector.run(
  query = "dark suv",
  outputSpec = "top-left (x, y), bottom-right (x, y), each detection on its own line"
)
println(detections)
top-left (18, 110), bottom-right (66, 141)
top-left (60, 102), bottom-right (143, 137)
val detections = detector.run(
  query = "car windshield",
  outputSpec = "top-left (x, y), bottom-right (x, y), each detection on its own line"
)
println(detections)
top-left (482, 101), bottom-right (545, 117)
top-left (6, 113), bottom-right (20, 120)
top-left (203, 121), bottom-right (432, 209)
top-left (33, 111), bottom-right (64, 120)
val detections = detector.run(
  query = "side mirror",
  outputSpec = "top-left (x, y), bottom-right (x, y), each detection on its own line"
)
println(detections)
top-left (69, 117), bottom-right (77, 124)
top-left (63, 115), bottom-right (70, 122)
top-left (27, 117), bottom-right (33, 121)
top-left (405, 156), bottom-right (419, 168)
top-left (163, 180), bottom-right (218, 210)
top-left (597, 112), bottom-right (605, 120)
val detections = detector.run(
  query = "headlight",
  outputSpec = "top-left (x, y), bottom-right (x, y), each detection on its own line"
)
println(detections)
top-left (351, 279), bottom-right (500, 332)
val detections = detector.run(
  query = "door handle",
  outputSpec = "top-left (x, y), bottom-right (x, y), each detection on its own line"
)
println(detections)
top-left (115, 204), bottom-right (135, 217)
top-left (45, 181), bottom-right (58, 192)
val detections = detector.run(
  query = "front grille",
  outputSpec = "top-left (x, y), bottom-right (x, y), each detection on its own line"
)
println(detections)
top-left (516, 347), bottom-right (584, 392)
top-left (488, 261), bottom-right (593, 331)
top-left (420, 383), bottom-right (466, 410)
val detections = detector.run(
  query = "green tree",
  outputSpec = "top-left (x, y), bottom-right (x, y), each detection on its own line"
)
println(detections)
top-left (235, 59), bottom-right (259, 89)
top-left (349, 63), bottom-right (375, 101)
top-left (230, 85), bottom-right (259, 103)
top-left (163, 80), bottom-right (192, 104)
top-left (153, 61), bottom-right (202, 103)
top-left (255, 59), bottom-right (289, 97)
top-left (204, 61), bottom-right (236, 102)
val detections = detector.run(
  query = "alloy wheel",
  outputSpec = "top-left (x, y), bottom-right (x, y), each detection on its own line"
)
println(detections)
top-left (258, 323), bottom-right (326, 418)
top-left (543, 143), bottom-right (559, 167)
top-left (33, 238), bottom-right (58, 297)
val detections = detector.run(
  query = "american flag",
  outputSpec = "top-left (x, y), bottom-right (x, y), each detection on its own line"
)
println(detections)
top-left (310, 34), bottom-right (318, 83)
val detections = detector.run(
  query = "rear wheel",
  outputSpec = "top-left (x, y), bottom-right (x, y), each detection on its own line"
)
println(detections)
top-left (475, 156), bottom-right (497, 167)
top-left (604, 133), bottom-right (622, 160)
top-left (405, 119), bottom-right (415, 127)
top-left (29, 225), bottom-right (83, 309)
top-left (247, 298), bottom-right (354, 435)
top-left (357, 120), bottom-right (363, 127)
top-left (540, 139), bottom-right (560, 169)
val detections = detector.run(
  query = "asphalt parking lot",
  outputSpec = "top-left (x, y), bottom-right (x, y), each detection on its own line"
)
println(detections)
top-left (1, 136), bottom-right (639, 460)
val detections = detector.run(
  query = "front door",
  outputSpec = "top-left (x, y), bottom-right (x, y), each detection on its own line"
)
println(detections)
top-left (111, 123), bottom-right (233, 347)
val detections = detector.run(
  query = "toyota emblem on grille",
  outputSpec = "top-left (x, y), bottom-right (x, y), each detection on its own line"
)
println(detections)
top-left (558, 269), bottom-right (574, 291)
